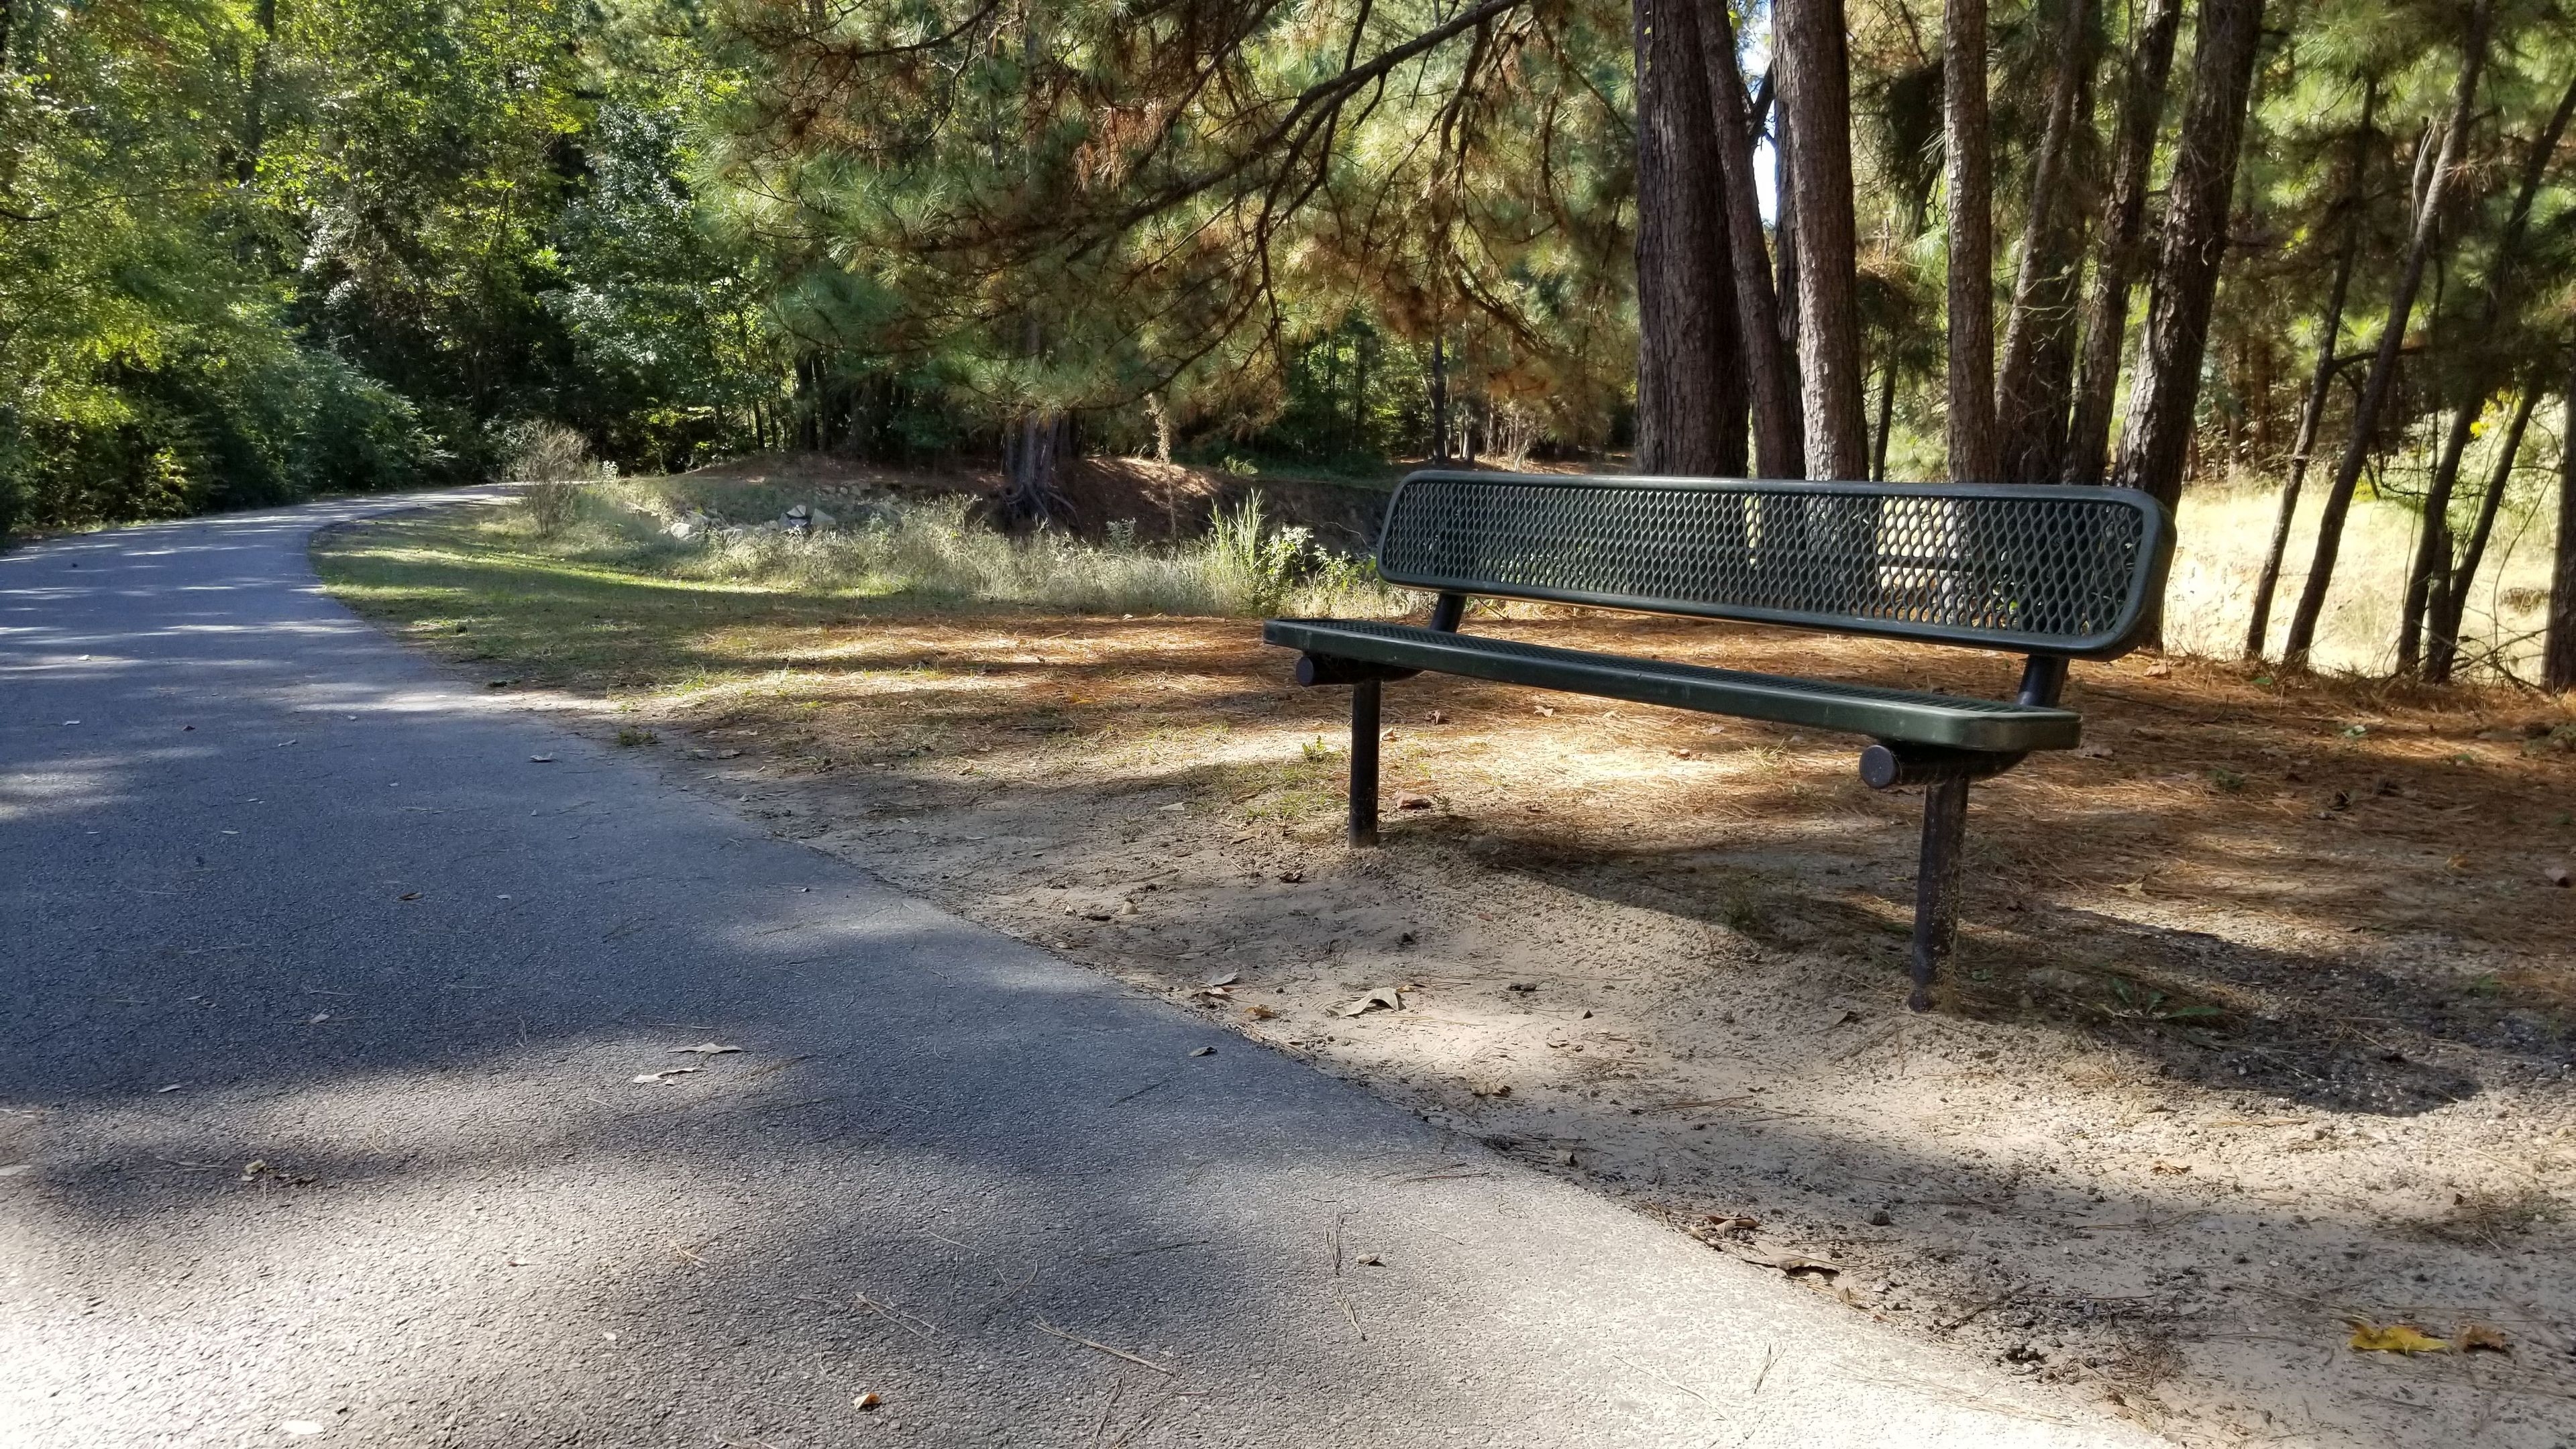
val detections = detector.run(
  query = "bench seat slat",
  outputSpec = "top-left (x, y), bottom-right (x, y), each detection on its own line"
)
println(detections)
top-left (1264, 619), bottom-right (2081, 753)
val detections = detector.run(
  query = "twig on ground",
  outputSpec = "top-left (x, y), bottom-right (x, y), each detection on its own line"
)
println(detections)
top-left (1083, 1238), bottom-right (1211, 1263)
top-left (1613, 1354), bottom-right (1723, 1411)
top-left (982, 1264), bottom-right (1040, 1310)
top-left (1937, 1291), bottom-right (2021, 1333)
top-left (855, 1291), bottom-right (940, 1340)
top-left (1088, 1381), bottom-right (1123, 1446)
top-left (1332, 1289), bottom-right (1364, 1341)
top-left (1033, 1319), bottom-right (1176, 1375)
top-left (1642, 1096), bottom-right (1758, 1113)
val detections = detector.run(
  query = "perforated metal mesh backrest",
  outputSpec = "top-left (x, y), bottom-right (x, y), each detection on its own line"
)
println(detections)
top-left (1376, 473), bottom-right (2171, 657)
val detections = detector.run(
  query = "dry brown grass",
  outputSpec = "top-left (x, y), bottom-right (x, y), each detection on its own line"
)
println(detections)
top-left (623, 604), bottom-right (2576, 1011)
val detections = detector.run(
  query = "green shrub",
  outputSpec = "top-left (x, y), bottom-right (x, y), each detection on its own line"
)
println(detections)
top-left (520, 482), bottom-right (587, 535)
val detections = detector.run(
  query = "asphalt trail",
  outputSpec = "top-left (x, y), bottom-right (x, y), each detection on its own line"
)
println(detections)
top-left (0, 499), bottom-right (2155, 1446)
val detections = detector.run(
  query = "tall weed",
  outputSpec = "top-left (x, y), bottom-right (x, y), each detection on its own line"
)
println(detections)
top-left (513, 484), bottom-right (1406, 619)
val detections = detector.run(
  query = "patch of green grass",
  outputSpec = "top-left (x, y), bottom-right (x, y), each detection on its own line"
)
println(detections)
top-left (1222, 749), bottom-right (1346, 824)
top-left (312, 507), bottom-right (833, 696)
top-left (2102, 977), bottom-right (2226, 1024)
top-left (316, 485), bottom-right (1407, 680)
top-left (1717, 881), bottom-right (1764, 934)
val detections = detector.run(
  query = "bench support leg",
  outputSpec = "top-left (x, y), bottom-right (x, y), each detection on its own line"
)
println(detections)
top-left (1907, 775), bottom-right (1970, 1012)
top-left (1348, 680), bottom-right (1381, 847)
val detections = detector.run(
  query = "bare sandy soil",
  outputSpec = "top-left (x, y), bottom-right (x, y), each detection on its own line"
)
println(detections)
top-left (321, 515), bottom-right (2576, 1449)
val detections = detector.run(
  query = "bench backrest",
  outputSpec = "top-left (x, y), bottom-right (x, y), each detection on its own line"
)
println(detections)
top-left (1375, 472), bottom-right (2173, 659)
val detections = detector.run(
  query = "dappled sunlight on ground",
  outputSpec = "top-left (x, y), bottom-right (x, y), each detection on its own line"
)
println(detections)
top-left (315, 504), bottom-right (2576, 1449)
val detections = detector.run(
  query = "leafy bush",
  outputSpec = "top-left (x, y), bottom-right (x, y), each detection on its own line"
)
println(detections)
top-left (505, 423), bottom-right (598, 482)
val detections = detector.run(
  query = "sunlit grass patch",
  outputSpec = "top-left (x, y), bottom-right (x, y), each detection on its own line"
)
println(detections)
top-left (450, 479), bottom-right (1415, 619)
top-left (2165, 482), bottom-right (2558, 678)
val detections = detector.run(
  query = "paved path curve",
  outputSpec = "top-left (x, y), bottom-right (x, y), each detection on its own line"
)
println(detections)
top-left (1, 499), bottom-right (2159, 1448)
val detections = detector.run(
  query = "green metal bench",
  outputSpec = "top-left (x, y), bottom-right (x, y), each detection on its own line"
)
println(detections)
top-left (1263, 470), bottom-right (2174, 1010)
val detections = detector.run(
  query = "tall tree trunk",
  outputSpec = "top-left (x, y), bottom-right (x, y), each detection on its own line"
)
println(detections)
top-left (1941, 0), bottom-right (2000, 482)
top-left (1995, 0), bottom-right (2095, 482)
top-left (2426, 383), bottom-right (2538, 682)
top-left (1776, 0), bottom-right (1868, 477)
top-left (1632, 0), bottom-right (1748, 474)
top-left (1773, 103), bottom-right (1801, 380)
top-left (1699, 0), bottom-right (1801, 478)
top-left (2245, 77), bottom-right (2374, 658)
top-left (2281, 0), bottom-right (2491, 669)
top-left (2106, 0), bottom-right (2266, 519)
top-left (1003, 408), bottom-right (1071, 524)
top-left (2061, 0), bottom-right (2181, 484)
top-left (2401, 399), bottom-right (2489, 675)
top-left (2396, 73), bottom-right (2576, 674)
top-left (1002, 308), bottom-right (1073, 524)
top-left (2547, 335), bottom-right (2576, 692)
top-left (1429, 332), bottom-right (1450, 461)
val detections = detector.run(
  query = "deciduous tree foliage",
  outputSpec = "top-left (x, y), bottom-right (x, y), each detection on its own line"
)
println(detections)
top-left (7, 0), bottom-right (2576, 690)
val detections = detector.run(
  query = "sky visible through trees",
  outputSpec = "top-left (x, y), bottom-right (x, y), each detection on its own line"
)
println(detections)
top-left (3, 0), bottom-right (2573, 684)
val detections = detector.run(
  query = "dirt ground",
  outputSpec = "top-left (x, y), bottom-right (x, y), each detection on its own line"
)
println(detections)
top-left (319, 508), bottom-right (2576, 1449)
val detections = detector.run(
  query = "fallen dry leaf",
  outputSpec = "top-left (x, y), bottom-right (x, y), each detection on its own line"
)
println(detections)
top-left (1739, 1248), bottom-right (1842, 1276)
top-left (2457, 1323), bottom-right (2511, 1354)
top-left (672, 1042), bottom-right (743, 1056)
top-left (853, 1393), bottom-right (882, 1411)
top-left (1189, 1046), bottom-right (1215, 1057)
top-left (631, 1067), bottom-right (703, 1084)
top-left (1242, 1004), bottom-right (1277, 1020)
top-left (529, 755), bottom-right (555, 763)
top-left (397, 892), bottom-right (423, 902)
top-left (2350, 1321), bottom-right (2450, 1354)
top-left (1203, 971), bottom-right (1240, 987)
top-left (1334, 987), bottom-right (1403, 1018)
